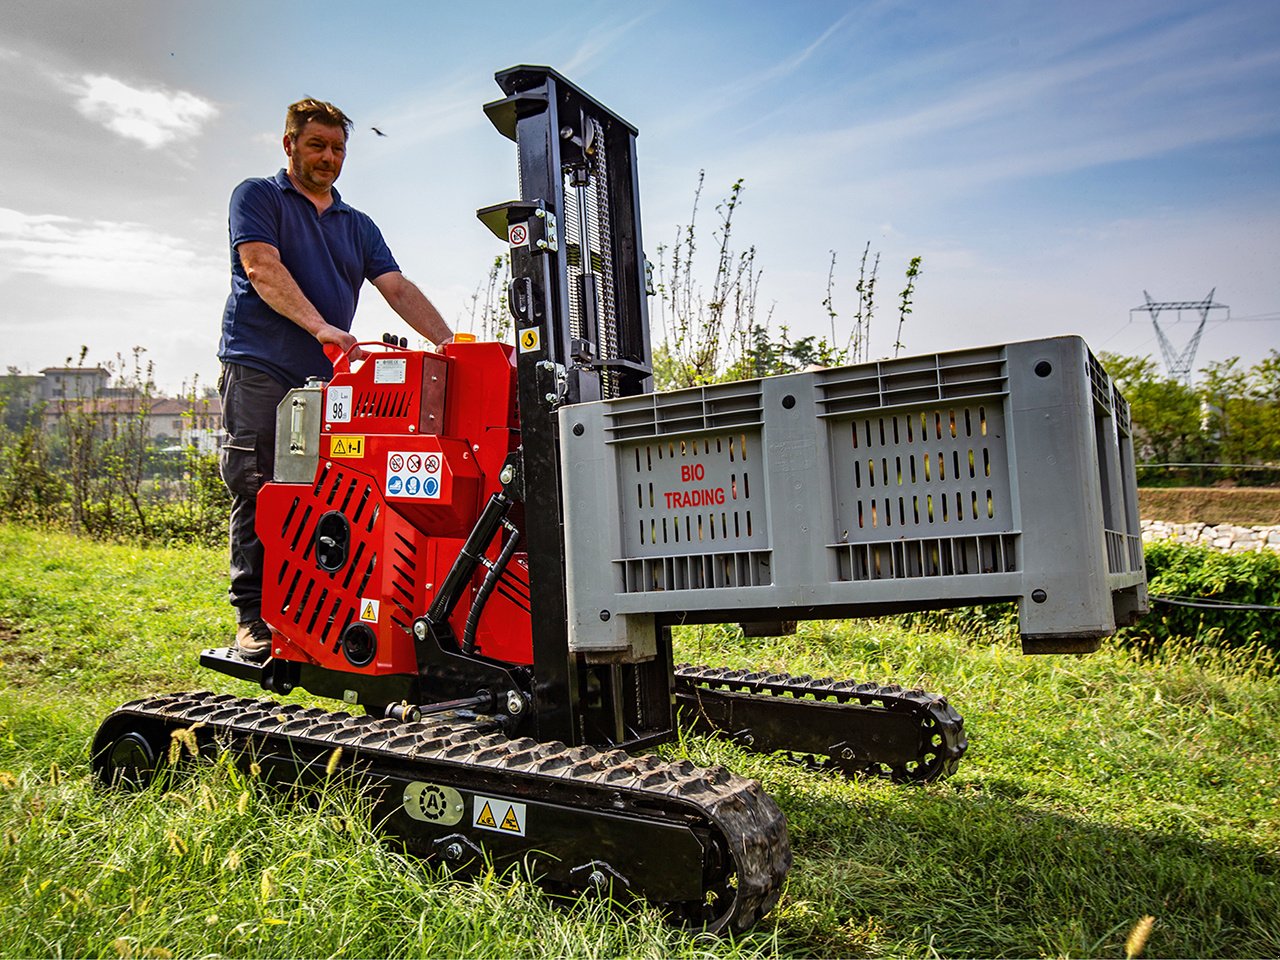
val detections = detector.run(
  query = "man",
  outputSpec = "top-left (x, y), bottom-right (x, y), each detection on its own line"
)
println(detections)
top-left (218, 97), bottom-right (452, 661)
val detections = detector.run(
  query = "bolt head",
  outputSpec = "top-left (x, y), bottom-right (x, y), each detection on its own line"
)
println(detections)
top-left (505, 690), bottom-right (524, 715)
top-left (444, 842), bottom-right (463, 861)
top-left (413, 621), bottom-right (428, 639)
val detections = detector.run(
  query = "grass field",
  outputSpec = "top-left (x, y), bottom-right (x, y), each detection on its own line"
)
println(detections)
top-left (1, 524), bottom-right (1277, 958)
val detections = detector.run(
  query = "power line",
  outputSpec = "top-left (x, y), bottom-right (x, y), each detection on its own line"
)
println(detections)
top-left (1135, 462), bottom-right (1277, 470)
top-left (1224, 312), bottom-right (1280, 322)
top-left (1152, 595), bottom-right (1280, 613)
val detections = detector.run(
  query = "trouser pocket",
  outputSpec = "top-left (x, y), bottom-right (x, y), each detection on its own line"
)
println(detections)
top-left (220, 430), bottom-right (260, 497)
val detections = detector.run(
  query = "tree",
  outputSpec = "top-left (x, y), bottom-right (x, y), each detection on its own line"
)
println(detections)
top-left (1101, 350), bottom-right (1280, 486)
top-left (653, 174), bottom-right (922, 389)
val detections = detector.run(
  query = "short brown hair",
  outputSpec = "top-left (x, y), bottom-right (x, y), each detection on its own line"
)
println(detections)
top-left (285, 98), bottom-right (352, 141)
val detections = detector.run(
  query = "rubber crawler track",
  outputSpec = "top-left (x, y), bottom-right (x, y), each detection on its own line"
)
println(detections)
top-left (93, 691), bottom-right (792, 933)
top-left (675, 664), bottom-right (968, 781)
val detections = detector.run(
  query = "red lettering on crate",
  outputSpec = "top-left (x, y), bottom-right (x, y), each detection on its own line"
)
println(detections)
top-left (680, 464), bottom-right (706, 482)
top-left (663, 488), bottom-right (726, 508)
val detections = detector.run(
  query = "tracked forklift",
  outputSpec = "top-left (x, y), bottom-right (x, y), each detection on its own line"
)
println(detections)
top-left (93, 66), bottom-right (1148, 933)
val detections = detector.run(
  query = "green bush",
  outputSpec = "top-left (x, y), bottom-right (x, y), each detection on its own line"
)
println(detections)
top-left (898, 544), bottom-right (1280, 658)
top-left (1126, 542), bottom-right (1280, 653)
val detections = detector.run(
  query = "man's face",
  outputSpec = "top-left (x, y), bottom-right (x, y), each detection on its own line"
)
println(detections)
top-left (284, 120), bottom-right (347, 193)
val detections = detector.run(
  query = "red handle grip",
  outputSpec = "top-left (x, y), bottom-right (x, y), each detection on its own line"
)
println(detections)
top-left (323, 342), bottom-right (350, 375)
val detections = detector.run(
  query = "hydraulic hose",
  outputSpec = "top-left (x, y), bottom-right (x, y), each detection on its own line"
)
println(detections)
top-left (425, 490), bottom-right (512, 629)
top-left (462, 519), bottom-right (521, 656)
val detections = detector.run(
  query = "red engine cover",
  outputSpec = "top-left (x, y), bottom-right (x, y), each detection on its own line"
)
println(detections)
top-left (256, 341), bottom-right (533, 679)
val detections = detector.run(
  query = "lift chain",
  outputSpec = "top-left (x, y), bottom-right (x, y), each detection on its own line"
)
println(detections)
top-left (674, 664), bottom-right (967, 782)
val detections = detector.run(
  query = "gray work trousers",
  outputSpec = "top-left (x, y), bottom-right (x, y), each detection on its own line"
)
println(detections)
top-left (219, 363), bottom-right (291, 624)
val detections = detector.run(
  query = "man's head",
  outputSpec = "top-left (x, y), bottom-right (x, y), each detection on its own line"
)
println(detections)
top-left (283, 98), bottom-right (352, 196)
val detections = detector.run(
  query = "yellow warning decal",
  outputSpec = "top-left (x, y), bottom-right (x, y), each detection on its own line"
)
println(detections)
top-left (472, 795), bottom-right (526, 836)
top-left (518, 328), bottom-right (541, 354)
top-left (359, 599), bottom-right (379, 623)
top-left (331, 435), bottom-right (365, 458)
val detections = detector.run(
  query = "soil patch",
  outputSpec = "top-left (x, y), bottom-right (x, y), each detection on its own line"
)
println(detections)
top-left (1138, 487), bottom-right (1280, 525)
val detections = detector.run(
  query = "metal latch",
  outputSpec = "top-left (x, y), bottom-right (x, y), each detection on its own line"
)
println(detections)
top-left (534, 208), bottom-right (558, 252)
top-left (538, 360), bottom-right (568, 407)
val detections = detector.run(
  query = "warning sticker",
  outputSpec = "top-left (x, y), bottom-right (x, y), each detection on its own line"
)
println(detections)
top-left (386, 450), bottom-right (442, 499)
top-left (472, 796), bottom-right (526, 836)
top-left (359, 598), bottom-right (379, 623)
top-left (326, 385), bottom-right (353, 423)
top-left (518, 328), bottom-right (541, 354)
top-left (508, 222), bottom-right (529, 248)
top-left (374, 357), bottom-right (407, 384)
top-left (330, 435), bottom-right (365, 458)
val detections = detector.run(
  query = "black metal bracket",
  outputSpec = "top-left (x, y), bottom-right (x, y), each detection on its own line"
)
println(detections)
top-left (476, 200), bottom-right (557, 254)
top-left (199, 647), bottom-right (265, 685)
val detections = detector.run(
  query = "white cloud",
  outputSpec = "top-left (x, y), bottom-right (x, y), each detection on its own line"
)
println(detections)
top-left (0, 207), bottom-right (223, 298)
top-left (559, 11), bottom-right (656, 77)
top-left (70, 74), bottom-right (217, 148)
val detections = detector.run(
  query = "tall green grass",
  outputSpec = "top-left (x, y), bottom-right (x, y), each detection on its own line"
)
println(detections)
top-left (1, 525), bottom-right (1277, 957)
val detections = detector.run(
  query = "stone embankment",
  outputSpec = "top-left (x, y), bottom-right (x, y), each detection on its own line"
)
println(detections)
top-left (1141, 520), bottom-right (1280, 553)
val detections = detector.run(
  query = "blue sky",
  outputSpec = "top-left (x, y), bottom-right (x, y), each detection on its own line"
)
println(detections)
top-left (2, 0), bottom-right (1277, 392)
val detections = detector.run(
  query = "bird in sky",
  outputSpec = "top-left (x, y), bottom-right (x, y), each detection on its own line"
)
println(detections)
top-left (371, 126), bottom-right (387, 137)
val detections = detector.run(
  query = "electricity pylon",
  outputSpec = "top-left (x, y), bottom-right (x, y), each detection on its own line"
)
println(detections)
top-left (1129, 290), bottom-right (1228, 384)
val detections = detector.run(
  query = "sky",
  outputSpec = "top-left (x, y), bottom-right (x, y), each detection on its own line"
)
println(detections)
top-left (2, 0), bottom-right (1278, 394)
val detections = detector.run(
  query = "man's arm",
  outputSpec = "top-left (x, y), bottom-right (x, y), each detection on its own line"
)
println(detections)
top-left (238, 241), bottom-right (359, 354)
top-left (371, 271), bottom-right (453, 345)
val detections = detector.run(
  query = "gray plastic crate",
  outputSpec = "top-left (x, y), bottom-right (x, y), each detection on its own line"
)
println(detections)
top-left (560, 336), bottom-right (1148, 660)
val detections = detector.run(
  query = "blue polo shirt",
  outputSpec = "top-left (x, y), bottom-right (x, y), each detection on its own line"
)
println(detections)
top-left (218, 169), bottom-right (400, 387)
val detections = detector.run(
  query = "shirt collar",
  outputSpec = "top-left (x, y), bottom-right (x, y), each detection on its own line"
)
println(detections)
top-left (274, 168), bottom-right (347, 210)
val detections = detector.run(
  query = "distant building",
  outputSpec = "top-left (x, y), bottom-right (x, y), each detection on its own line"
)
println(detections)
top-left (148, 395), bottom-right (223, 453)
top-left (2, 366), bottom-right (222, 452)
top-left (0, 373), bottom-right (42, 428)
top-left (37, 366), bottom-right (111, 401)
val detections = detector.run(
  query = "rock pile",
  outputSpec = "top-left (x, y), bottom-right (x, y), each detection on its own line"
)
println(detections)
top-left (1141, 520), bottom-right (1280, 553)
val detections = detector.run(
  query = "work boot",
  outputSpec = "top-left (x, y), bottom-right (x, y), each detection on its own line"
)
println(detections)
top-left (234, 619), bottom-right (273, 662)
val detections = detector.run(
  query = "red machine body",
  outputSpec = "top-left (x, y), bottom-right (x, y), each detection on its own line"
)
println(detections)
top-left (256, 341), bottom-right (534, 678)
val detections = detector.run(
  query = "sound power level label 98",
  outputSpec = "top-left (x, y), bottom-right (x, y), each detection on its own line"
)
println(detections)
top-left (326, 385), bottom-right (353, 423)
